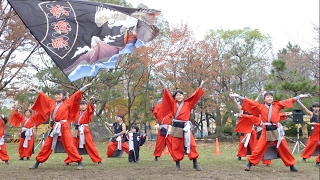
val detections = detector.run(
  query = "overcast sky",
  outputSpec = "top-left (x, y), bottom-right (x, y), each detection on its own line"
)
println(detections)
top-left (128, 0), bottom-right (319, 54)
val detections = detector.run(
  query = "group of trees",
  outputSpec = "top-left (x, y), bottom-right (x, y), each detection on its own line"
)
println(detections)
top-left (0, 0), bottom-right (319, 139)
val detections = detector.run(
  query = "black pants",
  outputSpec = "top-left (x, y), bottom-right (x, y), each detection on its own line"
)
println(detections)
top-left (128, 149), bottom-right (139, 162)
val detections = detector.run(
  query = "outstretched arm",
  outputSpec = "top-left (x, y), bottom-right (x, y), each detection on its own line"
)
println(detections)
top-left (9, 101), bottom-right (24, 127)
top-left (254, 88), bottom-right (264, 101)
top-left (29, 87), bottom-right (54, 117)
top-left (185, 80), bottom-right (207, 109)
top-left (296, 99), bottom-right (313, 117)
top-left (229, 89), bottom-right (242, 112)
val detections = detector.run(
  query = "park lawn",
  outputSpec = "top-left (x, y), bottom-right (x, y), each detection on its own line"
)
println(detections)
top-left (1, 141), bottom-right (319, 180)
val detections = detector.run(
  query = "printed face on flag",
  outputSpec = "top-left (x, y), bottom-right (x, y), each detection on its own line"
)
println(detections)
top-left (8, 0), bottom-right (161, 81)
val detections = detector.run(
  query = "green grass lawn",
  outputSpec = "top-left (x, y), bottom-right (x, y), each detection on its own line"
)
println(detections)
top-left (1, 141), bottom-right (319, 180)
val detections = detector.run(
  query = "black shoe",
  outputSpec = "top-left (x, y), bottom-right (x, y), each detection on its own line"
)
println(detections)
top-left (29, 161), bottom-right (40, 169)
top-left (244, 162), bottom-right (252, 171)
top-left (302, 158), bottom-right (306, 162)
top-left (237, 157), bottom-right (241, 161)
top-left (316, 162), bottom-right (319, 167)
top-left (19, 158), bottom-right (24, 160)
top-left (193, 159), bottom-right (202, 171)
top-left (290, 165), bottom-right (298, 172)
top-left (97, 161), bottom-right (102, 165)
top-left (154, 156), bottom-right (158, 161)
top-left (26, 158), bottom-right (30, 160)
top-left (5, 161), bottom-right (9, 165)
top-left (77, 161), bottom-right (84, 170)
top-left (175, 161), bottom-right (180, 171)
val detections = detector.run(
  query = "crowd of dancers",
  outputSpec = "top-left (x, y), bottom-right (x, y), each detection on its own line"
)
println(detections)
top-left (0, 80), bottom-right (319, 172)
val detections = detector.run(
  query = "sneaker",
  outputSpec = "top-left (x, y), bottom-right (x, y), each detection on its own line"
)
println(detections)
top-left (19, 158), bottom-right (24, 160)
top-left (26, 158), bottom-right (30, 160)
top-left (5, 161), bottom-right (9, 165)
top-left (97, 161), bottom-right (102, 165)
top-left (237, 157), bottom-right (241, 161)
top-left (316, 162), bottom-right (319, 167)
top-left (154, 156), bottom-right (158, 161)
top-left (302, 158), bottom-right (306, 162)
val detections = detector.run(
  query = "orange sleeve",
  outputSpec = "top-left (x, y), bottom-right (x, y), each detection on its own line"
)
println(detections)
top-left (277, 98), bottom-right (296, 110)
top-left (31, 92), bottom-right (54, 118)
top-left (32, 113), bottom-right (48, 127)
top-left (241, 98), bottom-right (262, 117)
top-left (66, 90), bottom-right (82, 123)
top-left (235, 114), bottom-right (255, 133)
top-left (87, 102), bottom-right (94, 123)
top-left (151, 104), bottom-right (161, 120)
top-left (9, 108), bottom-right (24, 127)
top-left (159, 88), bottom-right (175, 120)
top-left (185, 88), bottom-right (204, 110)
top-left (279, 112), bottom-right (288, 121)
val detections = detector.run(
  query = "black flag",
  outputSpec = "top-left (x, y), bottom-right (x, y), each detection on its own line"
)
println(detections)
top-left (8, 0), bottom-right (161, 81)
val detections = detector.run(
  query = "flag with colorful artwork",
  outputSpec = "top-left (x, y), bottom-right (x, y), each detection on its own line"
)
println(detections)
top-left (8, 0), bottom-right (161, 81)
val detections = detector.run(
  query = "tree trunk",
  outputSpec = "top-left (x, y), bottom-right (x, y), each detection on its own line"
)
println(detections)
top-left (214, 108), bottom-right (223, 137)
top-left (206, 113), bottom-right (211, 136)
top-left (200, 112), bottom-right (203, 137)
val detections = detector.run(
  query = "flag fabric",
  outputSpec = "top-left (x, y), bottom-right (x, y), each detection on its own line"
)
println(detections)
top-left (8, 0), bottom-right (161, 81)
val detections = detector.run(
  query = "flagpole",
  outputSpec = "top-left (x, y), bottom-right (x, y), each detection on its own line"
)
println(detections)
top-left (71, 82), bottom-right (114, 135)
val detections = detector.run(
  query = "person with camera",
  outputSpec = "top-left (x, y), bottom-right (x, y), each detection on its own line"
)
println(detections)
top-left (230, 92), bottom-right (310, 172)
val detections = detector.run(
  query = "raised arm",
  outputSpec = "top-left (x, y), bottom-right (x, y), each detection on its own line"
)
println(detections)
top-left (185, 80), bottom-right (207, 110)
top-left (158, 79), bottom-right (175, 117)
top-left (230, 93), bottom-right (261, 117)
top-left (66, 83), bottom-right (92, 122)
top-left (29, 87), bottom-right (55, 117)
top-left (296, 99), bottom-right (313, 117)
top-left (9, 101), bottom-right (24, 127)
top-left (254, 88), bottom-right (264, 101)
top-left (229, 89), bottom-right (242, 113)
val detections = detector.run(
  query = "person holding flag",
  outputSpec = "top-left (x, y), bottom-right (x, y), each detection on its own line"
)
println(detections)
top-left (28, 83), bottom-right (91, 170)
top-left (9, 101), bottom-right (47, 160)
top-left (105, 115), bottom-right (129, 157)
top-left (64, 97), bottom-right (102, 165)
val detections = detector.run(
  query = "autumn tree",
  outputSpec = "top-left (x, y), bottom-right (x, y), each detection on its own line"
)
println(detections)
top-left (0, 0), bottom-right (38, 99)
top-left (206, 27), bottom-right (272, 138)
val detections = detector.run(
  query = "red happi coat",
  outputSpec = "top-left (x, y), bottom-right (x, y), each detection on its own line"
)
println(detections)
top-left (161, 87), bottom-right (204, 161)
top-left (10, 108), bottom-right (47, 158)
top-left (31, 90), bottom-right (83, 163)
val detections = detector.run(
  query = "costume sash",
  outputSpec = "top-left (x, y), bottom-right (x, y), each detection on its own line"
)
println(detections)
top-left (0, 135), bottom-right (4, 150)
top-left (22, 127), bottom-right (33, 148)
top-left (50, 120), bottom-right (66, 150)
top-left (78, 124), bottom-right (88, 148)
